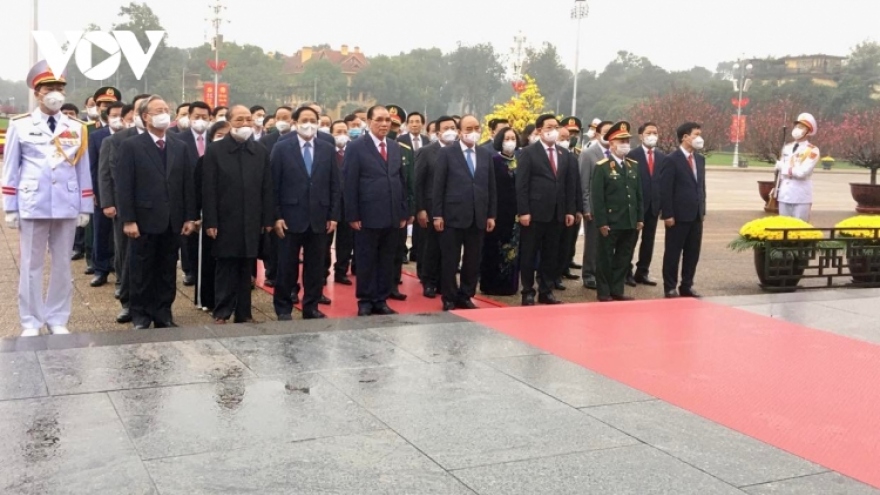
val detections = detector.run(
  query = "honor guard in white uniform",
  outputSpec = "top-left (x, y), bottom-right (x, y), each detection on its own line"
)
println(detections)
top-left (2, 60), bottom-right (93, 336)
top-left (774, 113), bottom-right (819, 221)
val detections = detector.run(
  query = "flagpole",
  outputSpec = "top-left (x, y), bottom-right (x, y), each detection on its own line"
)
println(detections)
top-left (28, 0), bottom-right (39, 111)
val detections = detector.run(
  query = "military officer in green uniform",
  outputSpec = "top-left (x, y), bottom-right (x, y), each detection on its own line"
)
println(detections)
top-left (387, 104), bottom-right (414, 299)
top-left (591, 121), bottom-right (643, 302)
top-left (563, 116), bottom-right (583, 156)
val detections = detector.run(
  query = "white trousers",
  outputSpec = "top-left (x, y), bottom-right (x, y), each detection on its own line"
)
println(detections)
top-left (18, 218), bottom-right (77, 329)
top-left (779, 202), bottom-right (812, 222)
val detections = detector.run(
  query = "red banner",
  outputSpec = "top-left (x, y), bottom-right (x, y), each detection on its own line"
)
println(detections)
top-left (731, 97), bottom-right (750, 109)
top-left (217, 83), bottom-right (229, 107)
top-left (203, 83), bottom-right (215, 108)
top-left (729, 115), bottom-right (747, 142)
top-left (202, 83), bottom-right (230, 108)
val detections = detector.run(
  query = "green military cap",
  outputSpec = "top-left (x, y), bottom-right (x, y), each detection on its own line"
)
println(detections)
top-left (94, 86), bottom-right (122, 103)
top-left (562, 116), bottom-right (582, 132)
top-left (604, 121), bottom-right (632, 142)
top-left (386, 105), bottom-right (407, 125)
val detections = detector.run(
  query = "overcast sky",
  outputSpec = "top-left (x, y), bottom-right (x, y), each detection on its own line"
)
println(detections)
top-left (0, 0), bottom-right (875, 82)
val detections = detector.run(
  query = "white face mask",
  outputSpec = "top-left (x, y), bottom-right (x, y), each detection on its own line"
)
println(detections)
top-left (502, 140), bottom-right (517, 154)
top-left (792, 127), bottom-right (806, 140)
top-left (360, 121), bottom-right (367, 130)
top-left (691, 136), bottom-right (704, 150)
top-left (176, 115), bottom-right (190, 129)
top-left (213, 134), bottom-right (226, 142)
top-left (254, 117), bottom-right (264, 127)
top-left (230, 125), bottom-right (253, 141)
top-left (87, 106), bottom-right (99, 118)
top-left (643, 134), bottom-right (658, 148)
top-left (429, 133), bottom-right (438, 142)
top-left (215, 116), bottom-right (226, 123)
top-left (318, 126), bottom-right (330, 134)
top-left (109, 116), bottom-right (124, 131)
top-left (190, 118), bottom-right (208, 133)
top-left (615, 143), bottom-right (631, 157)
top-left (440, 129), bottom-right (458, 144)
top-left (557, 140), bottom-right (570, 150)
top-left (275, 120), bottom-right (291, 133)
top-left (334, 134), bottom-right (350, 147)
top-left (528, 135), bottom-right (540, 144)
top-left (461, 131), bottom-right (480, 146)
top-left (586, 128), bottom-right (596, 139)
top-left (150, 112), bottom-right (171, 130)
top-left (41, 91), bottom-right (65, 112)
top-left (297, 122), bottom-right (317, 138)
top-left (542, 129), bottom-right (559, 144)
top-left (134, 115), bottom-right (145, 130)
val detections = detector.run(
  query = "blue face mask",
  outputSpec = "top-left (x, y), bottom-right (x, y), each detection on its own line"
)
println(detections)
top-left (348, 128), bottom-right (362, 139)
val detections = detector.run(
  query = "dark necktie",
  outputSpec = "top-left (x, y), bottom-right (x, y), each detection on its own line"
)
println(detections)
top-left (48, 116), bottom-right (56, 134)
top-left (688, 153), bottom-right (696, 178)
top-left (547, 147), bottom-right (557, 176)
top-left (379, 141), bottom-right (387, 161)
top-left (157, 139), bottom-right (165, 151)
top-left (792, 143), bottom-right (800, 154)
top-left (303, 142), bottom-right (313, 176)
top-left (465, 148), bottom-right (475, 177)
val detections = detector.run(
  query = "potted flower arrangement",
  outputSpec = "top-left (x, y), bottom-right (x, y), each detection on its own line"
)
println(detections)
top-left (821, 156), bottom-right (835, 171)
top-left (729, 216), bottom-right (824, 290)
top-left (835, 215), bottom-right (880, 286)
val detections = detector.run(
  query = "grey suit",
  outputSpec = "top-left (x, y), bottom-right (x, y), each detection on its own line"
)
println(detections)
top-left (578, 142), bottom-right (609, 283)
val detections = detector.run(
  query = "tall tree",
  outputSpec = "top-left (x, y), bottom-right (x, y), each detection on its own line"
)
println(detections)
top-left (293, 59), bottom-right (348, 107)
top-left (445, 43), bottom-right (504, 116)
top-left (522, 42), bottom-right (572, 113)
top-left (628, 87), bottom-right (728, 154)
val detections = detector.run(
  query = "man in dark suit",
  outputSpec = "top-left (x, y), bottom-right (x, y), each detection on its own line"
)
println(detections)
top-left (479, 118), bottom-right (508, 151)
top-left (396, 111), bottom-right (428, 153)
top-left (87, 100), bottom-right (124, 288)
top-left (432, 115), bottom-right (497, 311)
top-left (516, 114), bottom-right (577, 306)
top-left (627, 122), bottom-right (666, 287)
top-left (660, 122), bottom-right (707, 298)
top-left (329, 120), bottom-right (354, 285)
top-left (98, 94), bottom-right (150, 324)
top-left (257, 106), bottom-right (294, 287)
top-left (173, 101), bottom-right (212, 287)
top-left (258, 106), bottom-right (294, 155)
top-left (344, 105), bottom-right (409, 316)
top-left (414, 116), bottom-right (458, 297)
top-left (116, 95), bottom-right (197, 329)
top-left (272, 106), bottom-right (342, 320)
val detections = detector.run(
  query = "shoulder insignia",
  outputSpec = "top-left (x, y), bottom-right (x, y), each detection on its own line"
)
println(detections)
top-left (625, 157), bottom-right (637, 163)
top-left (597, 158), bottom-right (609, 166)
top-left (806, 144), bottom-right (816, 149)
top-left (11, 113), bottom-right (29, 121)
top-left (398, 142), bottom-right (411, 150)
top-left (70, 117), bottom-right (87, 125)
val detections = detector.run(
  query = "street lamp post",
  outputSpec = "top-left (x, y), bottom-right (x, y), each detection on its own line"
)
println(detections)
top-left (570, 0), bottom-right (589, 116)
top-left (731, 60), bottom-right (753, 168)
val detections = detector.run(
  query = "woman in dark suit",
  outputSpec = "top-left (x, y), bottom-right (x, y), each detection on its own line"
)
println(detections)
top-left (193, 121), bottom-right (231, 311)
top-left (480, 127), bottom-right (521, 295)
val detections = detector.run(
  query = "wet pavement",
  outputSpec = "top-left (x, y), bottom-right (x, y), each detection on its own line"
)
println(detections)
top-left (0, 290), bottom-right (878, 494)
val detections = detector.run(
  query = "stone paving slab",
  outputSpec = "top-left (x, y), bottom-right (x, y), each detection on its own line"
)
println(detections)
top-left (743, 472), bottom-right (880, 495)
top-left (735, 302), bottom-right (880, 344)
top-left (0, 351), bottom-right (47, 401)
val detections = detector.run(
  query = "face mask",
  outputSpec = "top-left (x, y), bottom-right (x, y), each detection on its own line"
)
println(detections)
top-left (569, 136), bottom-right (579, 148)
top-left (177, 115), bottom-right (190, 129)
top-left (125, 120), bottom-right (134, 129)
top-left (542, 129), bottom-right (559, 144)
top-left (190, 119), bottom-right (208, 133)
top-left (792, 127), bottom-right (806, 140)
top-left (275, 120), bottom-right (291, 133)
top-left (502, 140), bottom-right (517, 154)
top-left (348, 128), bottom-right (362, 139)
top-left (615, 144), bottom-right (631, 157)
top-left (643, 135), bottom-right (658, 148)
top-left (691, 136), bottom-right (704, 150)
top-left (215, 116), bottom-right (226, 122)
top-left (429, 133), bottom-right (438, 142)
top-left (150, 112), bottom-right (171, 130)
top-left (87, 106), bottom-right (99, 118)
top-left (528, 135), bottom-right (540, 144)
top-left (213, 134), bottom-right (226, 142)
top-left (134, 115), bottom-right (145, 130)
top-left (109, 117), bottom-right (124, 131)
top-left (334, 134), bottom-right (350, 147)
top-left (41, 91), bottom-right (65, 112)
top-left (586, 129), bottom-right (596, 139)
top-left (360, 122), bottom-right (367, 130)
top-left (230, 126), bottom-right (253, 141)
top-left (440, 129), bottom-right (458, 144)
top-left (557, 140), bottom-right (570, 150)
top-left (254, 117), bottom-right (264, 127)
top-left (462, 131), bottom-right (480, 146)
top-left (318, 126), bottom-right (330, 134)
top-left (297, 122), bottom-right (317, 138)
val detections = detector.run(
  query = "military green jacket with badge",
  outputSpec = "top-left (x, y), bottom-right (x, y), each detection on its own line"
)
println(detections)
top-left (591, 156), bottom-right (644, 229)
top-left (399, 142), bottom-right (416, 216)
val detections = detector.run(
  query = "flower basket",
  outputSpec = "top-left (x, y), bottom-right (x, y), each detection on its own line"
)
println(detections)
top-left (835, 215), bottom-right (880, 286)
top-left (821, 156), bottom-right (834, 171)
top-left (729, 216), bottom-right (824, 291)
top-left (753, 245), bottom-right (809, 289)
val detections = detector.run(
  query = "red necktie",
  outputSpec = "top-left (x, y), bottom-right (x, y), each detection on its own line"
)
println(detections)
top-left (197, 135), bottom-right (205, 157)
top-left (379, 141), bottom-right (387, 161)
top-left (547, 147), bottom-right (557, 175)
top-left (647, 149), bottom-right (654, 176)
top-left (688, 153), bottom-right (696, 174)
top-left (157, 139), bottom-right (165, 151)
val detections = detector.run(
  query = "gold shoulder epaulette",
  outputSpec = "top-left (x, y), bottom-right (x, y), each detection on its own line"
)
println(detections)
top-left (70, 117), bottom-right (88, 125)
top-left (11, 113), bottom-right (29, 121)
top-left (625, 157), bottom-right (637, 163)
top-left (597, 158), bottom-right (609, 166)
top-left (398, 142), bottom-right (411, 150)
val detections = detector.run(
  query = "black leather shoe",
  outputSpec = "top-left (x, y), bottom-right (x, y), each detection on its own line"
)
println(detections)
top-left (319, 295), bottom-right (331, 305)
top-left (291, 293), bottom-right (300, 305)
top-left (634, 274), bottom-right (658, 286)
top-left (679, 289), bottom-right (702, 298)
top-left (563, 272), bottom-right (580, 280)
top-left (71, 251), bottom-right (84, 261)
top-left (538, 294), bottom-right (563, 305)
top-left (183, 274), bottom-right (196, 286)
top-left (357, 303), bottom-right (373, 317)
top-left (90, 273), bottom-right (108, 287)
top-left (612, 294), bottom-right (635, 301)
top-left (263, 279), bottom-right (275, 288)
top-left (114, 288), bottom-right (121, 300)
top-left (553, 279), bottom-right (566, 290)
top-left (84, 266), bottom-right (95, 275)
top-left (455, 299), bottom-right (477, 310)
top-left (664, 290), bottom-right (679, 299)
top-left (277, 314), bottom-right (293, 321)
top-left (116, 308), bottom-right (132, 324)
top-left (442, 301), bottom-right (456, 311)
top-left (625, 274), bottom-right (637, 287)
top-left (154, 321), bottom-right (178, 328)
top-left (569, 262), bottom-right (582, 269)
top-left (522, 294), bottom-right (536, 306)
top-left (423, 286), bottom-right (437, 299)
top-left (598, 295), bottom-right (614, 302)
top-left (582, 278), bottom-right (597, 290)
top-left (302, 308), bottom-right (326, 319)
top-left (133, 323), bottom-right (150, 330)
top-left (334, 275), bottom-right (352, 286)
top-left (372, 303), bottom-right (397, 315)
top-left (389, 290), bottom-right (407, 301)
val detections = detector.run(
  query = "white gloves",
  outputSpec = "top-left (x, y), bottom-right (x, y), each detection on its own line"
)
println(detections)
top-left (77, 214), bottom-right (90, 228)
top-left (5, 212), bottom-right (19, 229)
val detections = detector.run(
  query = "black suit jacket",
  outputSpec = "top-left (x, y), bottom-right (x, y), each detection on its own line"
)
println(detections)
top-left (515, 141), bottom-right (577, 222)
top-left (272, 136), bottom-right (342, 234)
top-left (432, 142), bottom-right (497, 230)
top-left (397, 133), bottom-right (428, 152)
top-left (88, 126), bottom-right (111, 202)
top-left (97, 127), bottom-right (139, 208)
top-left (628, 146), bottom-right (667, 216)
top-left (343, 135), bottom-right (408, 228)
top-left (414, 141), bottom-right (442, 216)
top-left (659, 148), bottom-right (706, 222)
top-left (116, 132), bottom-right (197, 234)
top-left (259, 131), bottom-right (284, 155)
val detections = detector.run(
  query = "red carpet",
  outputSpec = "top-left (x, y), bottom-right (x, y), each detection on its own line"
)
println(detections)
top-left (255, 260), bottom-right (505, 318)
top-left (456, 299), bottom-right (880, 489)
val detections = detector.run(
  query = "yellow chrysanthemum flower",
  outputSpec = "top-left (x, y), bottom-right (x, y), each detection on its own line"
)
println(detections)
top-left (835, 215), bottom-right (880, 239)
top-left (738, 216), bottom-right (824, 241)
